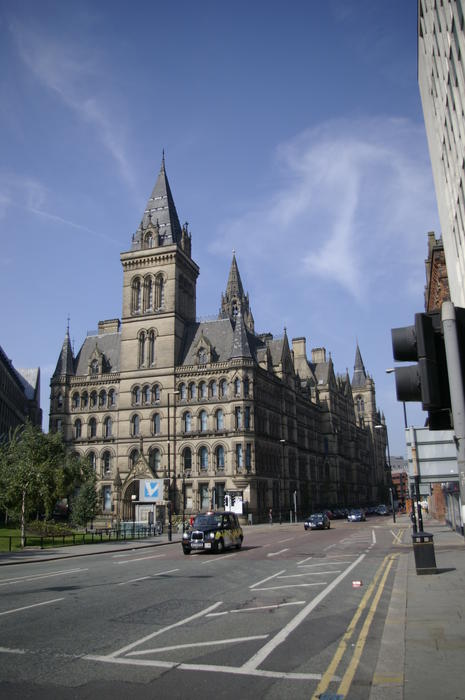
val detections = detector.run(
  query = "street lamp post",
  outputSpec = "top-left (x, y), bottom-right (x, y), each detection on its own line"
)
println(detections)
top-left (279, 439), bottom-right (286, 525)
top-left (167, 390), bottom-right (180, 542)
top-left (178, 470), bottom-right (190, 532)
top-left (131, 493), bottom-right (137, 538)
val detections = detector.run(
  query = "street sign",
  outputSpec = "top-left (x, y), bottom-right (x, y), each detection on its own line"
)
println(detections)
top-left (139, 479), bottom-right (163, 502)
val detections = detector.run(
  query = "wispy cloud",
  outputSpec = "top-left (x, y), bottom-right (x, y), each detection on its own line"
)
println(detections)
top-left (212, 117), bottom-right (438, 302)
top-left (9, 19), bottom-right (137, 196)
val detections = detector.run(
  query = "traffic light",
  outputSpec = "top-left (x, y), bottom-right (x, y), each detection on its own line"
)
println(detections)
top-left (391, 311), bottom-right (451, 428)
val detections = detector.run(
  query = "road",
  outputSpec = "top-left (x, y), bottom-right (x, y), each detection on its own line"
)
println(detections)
top-left (0, 516), bottom-right (405, 699)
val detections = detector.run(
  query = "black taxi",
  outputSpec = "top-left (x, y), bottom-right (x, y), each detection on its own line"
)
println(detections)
top-left (182, 511), bottom-right (243, 555)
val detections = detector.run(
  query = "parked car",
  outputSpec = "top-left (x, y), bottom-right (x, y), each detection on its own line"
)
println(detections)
top-left (375, 505), bottom-right (389, 516)
top-left (182, 511), bottom-right (243, 554)
top-left (304, 513), bottom-right (331, 530)
top-left (347, 508), bottom-right (366, 522)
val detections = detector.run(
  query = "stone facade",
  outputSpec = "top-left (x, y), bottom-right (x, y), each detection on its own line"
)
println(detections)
top-left (49, 159), bottom-right (388, 525)
top-left (424, 231), bottom-right (450, 312)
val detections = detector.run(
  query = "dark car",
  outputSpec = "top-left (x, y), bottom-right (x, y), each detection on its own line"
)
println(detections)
top-left (375, 505), bottom-right (389, 516)
top-left (182, 511), bottom-right (243, 554)
top-left (304, 513), bottom-right (331, 530)
top-left (347, 508), bottom-right (366, 522)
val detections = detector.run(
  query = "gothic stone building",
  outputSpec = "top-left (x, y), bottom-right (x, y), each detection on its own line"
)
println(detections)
top-left (50, 158), bottom-right (388, 525)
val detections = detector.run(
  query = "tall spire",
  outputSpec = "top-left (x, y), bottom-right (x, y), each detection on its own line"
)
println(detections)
top-left (53, 326), bottom-right (75, 378)
top-left (132, 154), bottom-right (182, 249)
top-left (352, 343), bottom-right (367, 388)
top-left (219, 253), bottom-right (255, 332)
top-left (230, 312), bottom-right (252, 359)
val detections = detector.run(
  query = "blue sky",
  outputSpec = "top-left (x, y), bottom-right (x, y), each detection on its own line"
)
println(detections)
top-left (0, 0), bottom-right (439, 456)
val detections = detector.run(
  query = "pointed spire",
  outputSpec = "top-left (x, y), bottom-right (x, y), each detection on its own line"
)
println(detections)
top-left (219, 253), bottom-right (255, 332)
top-left (132, 154), bottom-right (182, 249)
top-left (352, 343), bottom-right (367, 388)
top-left (230, 312), bottom-right (252, 359)
top-left (53, 325), bottom-right (75, 378)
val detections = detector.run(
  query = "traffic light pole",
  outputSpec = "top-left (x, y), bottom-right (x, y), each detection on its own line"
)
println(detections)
top-left (442, 302), bottom-right (465, 536)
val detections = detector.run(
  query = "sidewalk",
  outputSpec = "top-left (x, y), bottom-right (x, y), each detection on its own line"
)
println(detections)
top-left (370, 514), bottom-right (465, 700)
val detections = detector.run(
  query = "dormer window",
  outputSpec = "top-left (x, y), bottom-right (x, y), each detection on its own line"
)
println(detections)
top-left (90, 359), bottom-right (99, 375)
top-left (198, 348), bottom-right (207, 365)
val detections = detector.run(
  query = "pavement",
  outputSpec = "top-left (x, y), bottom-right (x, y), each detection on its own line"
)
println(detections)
top-left (1, 516), bottom-right (464, 699)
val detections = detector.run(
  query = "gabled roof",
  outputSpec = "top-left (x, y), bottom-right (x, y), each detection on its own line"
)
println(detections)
top-left (132, 154), bottom-right (182, 249)
top-left (230, 313), bottom-right (252, 359)
top-left (74, 331), bottom-right (121, 376)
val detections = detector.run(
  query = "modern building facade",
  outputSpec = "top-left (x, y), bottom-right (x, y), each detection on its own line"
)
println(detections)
top-left (0, 344), bottom-right (42, 438)
top-left (418, 0), bottom-right (465, 306)
top-left (49, 158), bottom-right (388, 525)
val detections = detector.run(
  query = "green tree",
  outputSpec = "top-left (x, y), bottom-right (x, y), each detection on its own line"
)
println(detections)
top-left (70, 479), bottom-right (99, 527)
top-left (0, 422), bottom-right (86, 546)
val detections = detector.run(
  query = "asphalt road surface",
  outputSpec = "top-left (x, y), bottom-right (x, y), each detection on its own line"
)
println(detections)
top-left (0, 516), bottom-right (403, 699)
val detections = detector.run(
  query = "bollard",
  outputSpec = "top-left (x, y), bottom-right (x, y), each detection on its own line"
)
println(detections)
top-left (412, 531), bottom-right (437, 575)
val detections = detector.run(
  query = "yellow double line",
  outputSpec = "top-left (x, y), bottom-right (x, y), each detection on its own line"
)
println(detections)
top-left (311, 553), bottom-right (397, 699)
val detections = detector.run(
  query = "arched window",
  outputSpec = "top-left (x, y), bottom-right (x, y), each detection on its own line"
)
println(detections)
top-left (199, 446), bottom-right (208, 470)
top-left (90, 359), bottom-right (99, 375)
top-left (130, 449), bottom-right (139, 467)
top-left (244, 406), bottom-right (250, 429)
top-left (235, 407), bottom-right (242, 430)
top-left (88, 451), bottom-right (96, 470)
top-left (141, 385), bottom-right (149, 404)
top-left (220, 379), bottom-right (228, 397)
top-left (216, 409), bottom-right (224, 430)
top-left (138, 331), bottom-right (146, 367)
top-left (149, 448), bottom-right (161, 473)
top-left (132, 277), bottom-right (141, 313)
top-left (215, 445), bottom-right (225, 470)
top-left (199, 381), bottom-right (207, 398)
top-left (99, 390), bottom-right (107, 407)
top-left (184, 411), bottom-right (192, 432)
top-left (144, 232), bottom-right (153, 249)
top-left (57, 393), bottom-right (63, 409)
top-left (234, 378), bottom-right (241, 396)
top-left (102, 451), bottom-right (111, 474)
top-left (74, 419), bottom-right (82, 439)
top-left (81, 391), bottom-right (88, 408)
top-left (108, 389), bottom-right (116, 407)
top-left (89, 417), bottom-right (97, 438)
top-left (144, 276), bottom-right (153, 311)
top-left (243, 376), bottom-right (250, 397)
top-left (198, 348), bottom-right (207, 364)
top-left (152, 384), bottom-right (161, 402)
top-left (131, 415), bottom-right (140, 436)
top-left (236, 444), bottom-right (243, 469)
top-left (72, 393), bottom-right (80, 409)
top-left (183, 447), bottom-right (192, 470)
top-left (199, 410), bottom-right (207, 432)
top-left (148, 330), bottom-right (156, 365)
top-left (155, 275), bottom-right (164, 310)
top-left (90, 391), bottom-right (97, 408)
top-left (152, 413), bottom-right (160, 434)
top-left (104, 416), bottom-right (112, 438)
top-left (189, 383), bottom-right (197, 400)
top-left (210, 381), bottom-right (217, 398)
top-left (179, 383), bottom-right (187, 400)
top-left (132, 386), bottom-right (141, 405)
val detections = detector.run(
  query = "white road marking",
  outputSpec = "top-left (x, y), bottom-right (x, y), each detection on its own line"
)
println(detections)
top-left (372, 529), bottom-right (377, 544)
top-left (206, 601), bottom-right (306, 617)
top-left (298, 561), bottom-right (348, 568)
top-left (278, 571), bottom-right (340, 578)
top-left (126, 634), bottom-right (269, 656)
top-left (390, 529), bottom-right (402, 544)
top-left (84, 654), bottom-right (327, 680)
top-left (0, 647), bottom-right (26, 654)
top-left (201, 553), bottom-right (238, 564)
top-left (250, 570), bottom-right (286, 589)
top-left (277, 538), bottom-right (293, 543)
top-left (267, 548), bottom-right (289, 557)
top-left (117, 568), bottom-right (179, 585)
top-left (253, 582), bottom-right (327, 591)
top-left (0, 598), bottom-right (64, 617)
top-left (297, 555), bottom-right (313, 565)
top-left (102, 601), bottom-right (223, 658)
top-left (241, 552), bottom-right (365, 671)
top-left (0, 568), bottom-right (87, 587)
top-left (116, 554), bottom-right (166, 564)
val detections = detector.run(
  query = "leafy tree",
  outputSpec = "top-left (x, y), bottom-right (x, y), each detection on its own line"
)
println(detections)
top-left (0, 422), bottom-right (88, 546)
top-left (70, 479), bottom-right (99, 527)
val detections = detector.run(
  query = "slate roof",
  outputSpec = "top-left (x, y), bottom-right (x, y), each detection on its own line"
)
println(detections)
top-left (74, 332), bottom-right (121, 376)
top-left (16, 368), bottom-right (40, 400)
top-left (352, 344), bottom-right (367, 388)
top-left (132, 155), bottom-right (182, 250)
top-left (52, 329), bottom-right (75, 378)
